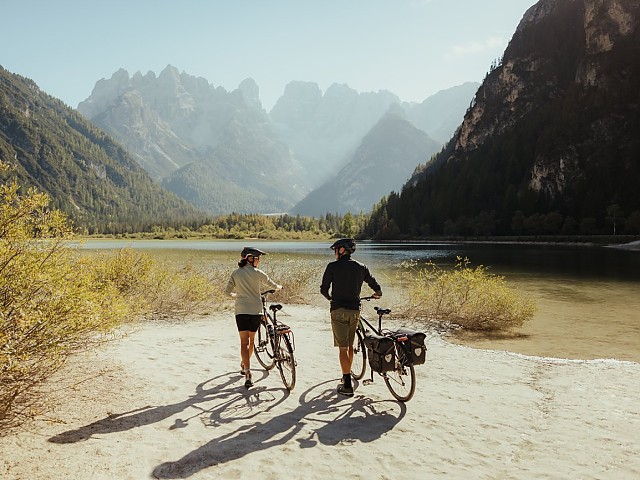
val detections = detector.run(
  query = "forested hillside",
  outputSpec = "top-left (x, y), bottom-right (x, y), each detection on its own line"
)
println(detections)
top-left (366, 0), bottom-right (640, 238)
top-left (0, 66), bottom-right (201, 234)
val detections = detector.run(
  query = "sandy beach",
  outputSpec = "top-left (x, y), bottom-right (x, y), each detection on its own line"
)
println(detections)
top-left (1, 304), bottom-right (638, 480)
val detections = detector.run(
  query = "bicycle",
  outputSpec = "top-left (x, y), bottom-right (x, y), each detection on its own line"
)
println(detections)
top-left (254, 289), bottom-right (297, 390)
top-left (350, 297), bottom-right (424, 402)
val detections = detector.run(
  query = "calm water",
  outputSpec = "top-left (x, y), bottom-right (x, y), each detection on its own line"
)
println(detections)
top-left (80, 239), bottom-right (640, 363)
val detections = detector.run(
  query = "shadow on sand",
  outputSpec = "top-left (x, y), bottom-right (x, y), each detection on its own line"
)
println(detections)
top-left (48, 373), bottom-right (406, 479)
top-left (48, 370), bottom-right (288, 444)
top-left (152, 379), bottom-right (406, 479)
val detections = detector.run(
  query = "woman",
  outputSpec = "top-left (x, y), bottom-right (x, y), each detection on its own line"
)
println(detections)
top-left (226, 246), bottom-right (282, 388)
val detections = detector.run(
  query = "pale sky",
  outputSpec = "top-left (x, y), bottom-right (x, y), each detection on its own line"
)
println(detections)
top-left (2, 0), bottom-right (536, 111)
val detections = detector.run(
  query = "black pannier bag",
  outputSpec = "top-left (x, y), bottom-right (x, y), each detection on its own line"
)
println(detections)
top-left (393, 327), bottom-right (427, 366)
top-left (363, 331), bottom-right (395, 372)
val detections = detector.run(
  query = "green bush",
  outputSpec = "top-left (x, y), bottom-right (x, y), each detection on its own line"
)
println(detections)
top-left (0, 161), bottom-right (215, 431)
top-left (400, 257), bottom-right (536, 332)
top-left (0, 167), bottom-right (130, 430)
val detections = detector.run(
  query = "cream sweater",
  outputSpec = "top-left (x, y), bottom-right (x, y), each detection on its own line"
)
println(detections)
top-left (225, 265), bottom-right (280, 315)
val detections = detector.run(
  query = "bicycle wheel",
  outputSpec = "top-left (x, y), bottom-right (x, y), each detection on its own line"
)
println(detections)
top-left (350, 328), bottom-right (366, 380)
top-left (254, 317), bottom-right (276, 370)
top-left (275, 334), bottom-right (296, 391)
top-left (383, 346), bottom-right (416, 402)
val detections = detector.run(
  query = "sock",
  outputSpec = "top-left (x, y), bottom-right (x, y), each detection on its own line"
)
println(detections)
top-left (343, 373), bottom-right (352, 388)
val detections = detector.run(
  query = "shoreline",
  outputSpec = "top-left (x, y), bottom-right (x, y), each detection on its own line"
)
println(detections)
top-left (78, 235), bottom-right (640, 249)
top-left (1, 304), bottom-right (638, 479)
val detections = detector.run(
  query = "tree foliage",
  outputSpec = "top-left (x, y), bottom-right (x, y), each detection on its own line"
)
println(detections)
top-left (365, 2), bottom-right (640, 239)
top-left (0, 160), bottom-right (215, 431)
top-left (0, 162), bottom-right (131, 429)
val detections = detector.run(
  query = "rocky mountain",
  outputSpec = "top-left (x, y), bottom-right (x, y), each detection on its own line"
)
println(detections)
top-left (403, 81), bottom-right (479, 144)
top-left (78, 66), bottom-right (307, 214)
top-left (269, 82), bottom-right (401, 187)
top-left (0, 66), bottom-right (200, 234)
top-left (270, 80), bottom-right (478, 188)
top-left (78, 64), bottom-right (477, 217)
top-left (292, 108), bottom-right (441, 216)
top-left (367, 0), bottom-right (640, 238)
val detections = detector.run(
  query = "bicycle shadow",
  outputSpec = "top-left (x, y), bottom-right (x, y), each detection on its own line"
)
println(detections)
top-left (48, 370), bottom-right (288, 444)
top-left (297, 380), bottom-right (407, 447)
top-left (152, 379), bottom-right (406, 479)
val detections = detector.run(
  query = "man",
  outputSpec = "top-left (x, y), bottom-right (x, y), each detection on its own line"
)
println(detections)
top-left (320, 238), bottom-right (382, 396)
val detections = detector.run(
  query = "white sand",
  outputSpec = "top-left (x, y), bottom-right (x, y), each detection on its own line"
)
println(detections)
top-left (1, 304), bottom-right (638, 480)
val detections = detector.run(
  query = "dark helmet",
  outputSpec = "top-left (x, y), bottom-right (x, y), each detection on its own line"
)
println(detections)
top-left (330, 238), bottom-right (356, 254)
top-left (241, 246), bottom-right (267, 258)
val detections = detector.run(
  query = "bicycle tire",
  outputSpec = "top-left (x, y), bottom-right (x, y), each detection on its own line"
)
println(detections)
top-left (350, 328), bottom-right (366, 380)
top-left (276, 334), bottom-right (296, 391)
top-left (254, 316), bottom-right (276, 370)
top-left (383, 345), bottom-right (416, 402)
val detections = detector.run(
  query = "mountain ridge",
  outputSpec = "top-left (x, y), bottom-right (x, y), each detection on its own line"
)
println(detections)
top-left (0, 65), bottom-right (201, 234)
top-left (368, 0), bottom-right (640, 238)
top-left (78, 66), bottom-right (477, 216)
top-left (292, 109), bottom-right (441, 216)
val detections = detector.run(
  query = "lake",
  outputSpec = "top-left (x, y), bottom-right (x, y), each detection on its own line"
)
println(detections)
top-left (80, 239), bottom-right (640, 363)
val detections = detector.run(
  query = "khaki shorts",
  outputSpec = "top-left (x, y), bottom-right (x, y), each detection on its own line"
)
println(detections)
top-left (331, 308), bottom-right (360, 347)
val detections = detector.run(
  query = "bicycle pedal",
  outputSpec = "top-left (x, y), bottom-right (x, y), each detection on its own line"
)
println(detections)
top-left (363, 379), bottom-right (373, 386)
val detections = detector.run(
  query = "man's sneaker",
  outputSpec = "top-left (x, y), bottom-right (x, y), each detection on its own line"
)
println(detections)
top-left (337, 384), bottom-right (354, 396)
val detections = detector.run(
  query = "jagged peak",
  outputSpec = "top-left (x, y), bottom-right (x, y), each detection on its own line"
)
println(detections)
top-left (160, 64), bottom-right (180, 77)
top-left (158, 64), bottom-right (182, 86)
top-left (238, 77), bottom-right (259, 99)
top-left (109, 68), bottom-right (131, 82)
top-left (518, 0), bottom-right (562, 30)
top-left (237, 77), bottom-right (262, 110)
top-left (383, 102), bottom-right (407, 120)
top-left (324, 82), bottom-right (358, 97)
top-left (283, 80), bottom-right (322, 96)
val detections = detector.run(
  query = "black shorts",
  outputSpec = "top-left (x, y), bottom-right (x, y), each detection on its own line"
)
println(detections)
top-left (235, 314), bottom-right (262, 332)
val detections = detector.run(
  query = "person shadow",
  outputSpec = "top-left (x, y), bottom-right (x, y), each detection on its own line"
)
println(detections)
top-left (48, 370), bottom-right (288, 444)
top-left (152, 379), bottom-right (406, 479)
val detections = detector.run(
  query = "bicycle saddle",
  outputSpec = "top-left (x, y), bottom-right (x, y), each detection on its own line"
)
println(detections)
top-left (269, 304), bottom-right (283, 312)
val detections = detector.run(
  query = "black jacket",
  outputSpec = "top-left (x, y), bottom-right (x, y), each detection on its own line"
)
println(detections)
top-left (320, 255), bottom-right (382, 311)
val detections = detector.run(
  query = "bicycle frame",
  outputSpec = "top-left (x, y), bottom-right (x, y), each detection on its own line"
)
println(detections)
top-left (254, 289), bottom-right (296, 390)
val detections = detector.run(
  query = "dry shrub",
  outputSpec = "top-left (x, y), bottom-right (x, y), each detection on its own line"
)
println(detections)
top-left (0, 172), bottom-right (129, 430)
top-left (400, 257), bottom-right (536, 332)
top-left (262, 256), bottom-right (325, 304)
top-left (83, 248), bottom-right (215, 319)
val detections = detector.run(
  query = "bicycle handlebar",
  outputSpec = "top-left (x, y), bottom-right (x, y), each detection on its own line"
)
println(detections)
top-left (261, 289), bottom-right (276, 296)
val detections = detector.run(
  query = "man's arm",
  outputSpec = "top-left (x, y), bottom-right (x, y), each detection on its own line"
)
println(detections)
top-left (364, 266), bottom-right (382, 298)
top-left (320, 265), bottom-right (332, 301)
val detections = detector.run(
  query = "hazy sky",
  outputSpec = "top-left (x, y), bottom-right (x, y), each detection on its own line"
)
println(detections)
top-left (2, 0), bottom-right (536, 111)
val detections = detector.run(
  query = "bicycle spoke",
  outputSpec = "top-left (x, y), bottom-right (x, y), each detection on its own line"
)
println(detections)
top-left (384, 362), bottom-right (415, 402)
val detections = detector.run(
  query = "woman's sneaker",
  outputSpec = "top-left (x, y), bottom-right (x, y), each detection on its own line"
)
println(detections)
top-left (244, 373), bottom-right (253, 388)
top-left (337, 384), bottom-right (354, 396)
top-left (240, 363), bottom-right (246, 375)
